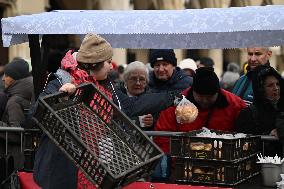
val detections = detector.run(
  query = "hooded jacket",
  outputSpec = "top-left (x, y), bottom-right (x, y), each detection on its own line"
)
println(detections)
top-left (236, 65), bottom-right (284, 135)
top-left (235, 65), bottom-right (284, 156)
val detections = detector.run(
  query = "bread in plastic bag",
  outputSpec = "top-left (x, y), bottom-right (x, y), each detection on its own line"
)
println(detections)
top-left (175, 95), bottom-right (198, 124)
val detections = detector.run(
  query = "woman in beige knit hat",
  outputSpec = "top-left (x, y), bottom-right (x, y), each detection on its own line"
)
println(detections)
top-left (33, 33), bottom-right (118, 189)
top-left (58, 33), bottom-right (114, 95)
top-left (33, 33), bottom-right (182, 189)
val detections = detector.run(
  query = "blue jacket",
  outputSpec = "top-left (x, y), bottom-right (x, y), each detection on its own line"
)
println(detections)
top-left (232, 73), bottom-right (253, 106)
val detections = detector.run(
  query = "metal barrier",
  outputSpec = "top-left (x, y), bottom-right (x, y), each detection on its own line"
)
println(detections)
top-left (0, 126), bottom-right (24, 155)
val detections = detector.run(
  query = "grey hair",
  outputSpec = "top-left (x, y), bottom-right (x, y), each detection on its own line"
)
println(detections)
top-left (123, 61), bottom-right (149, 83)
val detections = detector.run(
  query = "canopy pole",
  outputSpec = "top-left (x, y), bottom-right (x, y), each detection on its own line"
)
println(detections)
top-left (28, 34), bottom-right (49, 99)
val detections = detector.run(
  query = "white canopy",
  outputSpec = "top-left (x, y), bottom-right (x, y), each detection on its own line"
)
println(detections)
top-left (2, 5), bottom-right (284, 49)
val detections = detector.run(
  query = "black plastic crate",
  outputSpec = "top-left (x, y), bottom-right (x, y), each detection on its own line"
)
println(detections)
top-left (174, 155), bottom-right (260, 186)
top-left (32, 83), bottom-right (163, 189)
top-left (170, 130), bottom-right (261, 161)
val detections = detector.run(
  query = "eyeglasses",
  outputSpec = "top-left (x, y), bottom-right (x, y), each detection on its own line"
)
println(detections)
top-left (128, 77), bottom-right (147, 84)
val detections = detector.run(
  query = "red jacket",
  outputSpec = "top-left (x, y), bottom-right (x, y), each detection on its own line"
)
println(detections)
top-left (154, 88), bottom-right (246, 153)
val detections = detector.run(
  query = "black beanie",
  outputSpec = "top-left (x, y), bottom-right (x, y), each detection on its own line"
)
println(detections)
top-left (193, 67), bottom-right (220, 95)
top-left (4, 59), bottom-right (30, 80)
top-left (149, 49), bottom-right (177, 68)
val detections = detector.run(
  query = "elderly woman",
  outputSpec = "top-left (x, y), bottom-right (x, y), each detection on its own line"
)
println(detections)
top-left (236, 65), bottom-right (284, 157)
top-left (118, 61), bottom-right (154, 130)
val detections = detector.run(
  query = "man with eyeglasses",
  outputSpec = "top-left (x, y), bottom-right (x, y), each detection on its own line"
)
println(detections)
top-left (148, 49), bottom-right (193, 93)
top-left (232, 47), bottom-right (272, 106)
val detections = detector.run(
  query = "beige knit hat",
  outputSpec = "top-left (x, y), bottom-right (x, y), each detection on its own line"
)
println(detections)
top-left (76, 33), bottom-right (113, 64)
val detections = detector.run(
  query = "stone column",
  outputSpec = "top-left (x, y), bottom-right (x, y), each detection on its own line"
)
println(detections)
top-left (97, 0), bottom-right (130, 10)
top-left (133, 0), bottom-right (153, 9)
top-left (270, 52), bottom-right (277, 69)
top-left (135, 49), bottom-right (149, 64)
top-left (197, 0), bottom-right (231, 77)
top-left (239, 48), bottom-right (248, 72)
top-left (151, 0), bottom-right (185, 62)
top-left (152, 0), bottom-right (185, 9)
top-left (8, 0), bottom-right (46, 63)
top-left (97, 0), bottom-right (130, 65)
top-left (208, 49), bottom-right (223, 78)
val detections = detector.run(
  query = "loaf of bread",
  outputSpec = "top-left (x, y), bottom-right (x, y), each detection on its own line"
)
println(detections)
top-left (190, 142), bottom-right (212, 151)
top-left (175, 104), bottom-right (198, 123)
top-left (193, 168), bottom-right (204, 174)
top-left (190, 142), bottom-right (205, 151)
top-left (204, 144), bottom-right (212, 151)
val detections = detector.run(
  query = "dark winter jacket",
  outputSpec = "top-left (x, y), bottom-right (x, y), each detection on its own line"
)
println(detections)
top-left (155, 87), bottom-right (246, 153)
top-left (148, 67), bottom-right (192, 93)
top-left (1, 76), bottom-right (34, 127)
top-left (33, 76), bottom-right (78, 189)
top-left (0, 73), bottom-right (4, 92)
top-left (116, 82), bottom-right (163, 130)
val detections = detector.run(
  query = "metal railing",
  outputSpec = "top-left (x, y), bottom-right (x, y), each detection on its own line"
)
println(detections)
top-left (0, 126), bottom-right (24, 155)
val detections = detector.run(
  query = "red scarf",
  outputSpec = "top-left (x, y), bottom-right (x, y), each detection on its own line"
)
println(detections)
top-left (61, 50), bottom-right (113, 189)
top-left (61, 50), bottom-right (112, 99)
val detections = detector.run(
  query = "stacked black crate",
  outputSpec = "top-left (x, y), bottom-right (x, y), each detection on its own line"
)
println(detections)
top-left (170, 130), bottom-right (261, 186)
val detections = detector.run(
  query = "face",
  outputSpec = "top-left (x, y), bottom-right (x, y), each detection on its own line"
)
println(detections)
top-left (247, 47), bottom-right (272, 70)
top-left (193, 91), bottom-right (218, 109)
top-left (153, 61), bottom-right (175, 81)
top-left (263, 75), bottom-right (280, 103)
top-left (2, 74), bottom-right (15, 88)
top-left (126, 70), bottom-right (147, 96)
top-left (90, 60), bottom-right (113, 81)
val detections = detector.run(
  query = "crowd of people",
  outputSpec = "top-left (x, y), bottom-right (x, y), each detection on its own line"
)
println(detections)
top-left (1, 33), bottom-right (284, 188)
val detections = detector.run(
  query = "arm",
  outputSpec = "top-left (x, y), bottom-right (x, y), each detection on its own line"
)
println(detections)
top-left (23, 78), bottom-right (62, 128)
top-left (115, 89), bottom-right (176, 117)
top-left (6, 96), bottom-right (26, 127)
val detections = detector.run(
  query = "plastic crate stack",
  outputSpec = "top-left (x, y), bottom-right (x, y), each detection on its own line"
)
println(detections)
top-left (170, 129), bottom-right (261, 186)
top-left (32, 83), bottom-right (163, 189)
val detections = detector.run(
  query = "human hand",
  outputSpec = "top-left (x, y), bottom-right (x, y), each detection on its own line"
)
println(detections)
top-left (141, 114), bottom-right (153, 127)
top-left (59, 83), bottom-right (76, 95)
top-left (270, 129), bottom-right (278, 138)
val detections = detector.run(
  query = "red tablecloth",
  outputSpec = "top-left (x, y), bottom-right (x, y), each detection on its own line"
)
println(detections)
top-left (18, 172), bottom-right (41, 189)
top-left (17, 172), bottom-right (232, 189)
top-left (124, 182), bottom-right (232, 189)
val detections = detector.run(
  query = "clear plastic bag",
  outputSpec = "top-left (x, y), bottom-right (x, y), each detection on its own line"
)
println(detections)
top-left (175, 95), bottom-right (198, 124)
